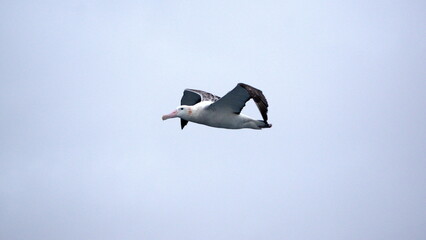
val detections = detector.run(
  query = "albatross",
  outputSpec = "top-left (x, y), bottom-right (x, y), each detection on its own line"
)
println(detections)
top-left (162, 83), bottom-right (272, 130)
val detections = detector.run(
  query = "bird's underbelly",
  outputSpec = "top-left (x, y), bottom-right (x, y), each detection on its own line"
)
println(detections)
top-left (189, 111), bottom-right (248, 129)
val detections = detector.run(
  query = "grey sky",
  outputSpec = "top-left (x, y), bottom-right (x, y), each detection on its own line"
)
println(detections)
top-left (1, 1), bottom-right (425, 239)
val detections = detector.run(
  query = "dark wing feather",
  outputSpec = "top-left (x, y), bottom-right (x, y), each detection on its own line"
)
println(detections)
top-left (239, 83), bottom-right (269, 122)
top-left (181, 90), bottom-right (200, 106)
top-left (180, 119), bottom-right (188, 129)
top-left (181, 89), bottom-right (220, 105)
top-left (180, 89), bottom-right (220, 129)
top-left (209, 83), bottom-right (269, 122)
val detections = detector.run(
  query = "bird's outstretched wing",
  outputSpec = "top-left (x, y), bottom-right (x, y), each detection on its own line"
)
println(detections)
top-left (209, 83), bottom-right (269, 122)
top-left (181, 89), bottom-right (220, 106)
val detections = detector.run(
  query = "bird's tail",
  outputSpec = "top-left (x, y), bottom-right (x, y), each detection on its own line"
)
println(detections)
top-left (258, 120), bottom-right (272, 128)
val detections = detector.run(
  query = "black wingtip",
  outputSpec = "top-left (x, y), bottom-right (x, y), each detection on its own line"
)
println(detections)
top-left (181, 119), bottom-right (188, 130)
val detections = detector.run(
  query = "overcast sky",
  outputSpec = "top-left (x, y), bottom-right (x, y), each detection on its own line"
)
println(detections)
top-left (1, 1), bottom-right (425, 240)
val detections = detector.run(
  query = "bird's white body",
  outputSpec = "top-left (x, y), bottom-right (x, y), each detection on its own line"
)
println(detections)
top-left (181, 101), bottom-right (264, 129)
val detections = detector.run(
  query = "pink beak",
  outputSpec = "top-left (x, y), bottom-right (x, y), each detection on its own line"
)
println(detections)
top-left (162, 110), bottom-right (178, 120)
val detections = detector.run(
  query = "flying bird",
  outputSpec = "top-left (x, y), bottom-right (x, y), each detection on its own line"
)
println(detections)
top-left (162, 83), bottom-right (272, 130)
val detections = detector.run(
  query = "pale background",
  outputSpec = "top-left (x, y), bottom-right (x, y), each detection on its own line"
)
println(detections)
top-left (1, 1), bottom-right (425, 239)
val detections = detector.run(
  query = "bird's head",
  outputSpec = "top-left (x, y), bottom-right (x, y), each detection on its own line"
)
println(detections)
top-left (162, 106), bottom-right (192, 120)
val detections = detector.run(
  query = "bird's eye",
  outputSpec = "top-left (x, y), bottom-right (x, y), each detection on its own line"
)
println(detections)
top-left (180, 108), bottom-right (184, 110)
